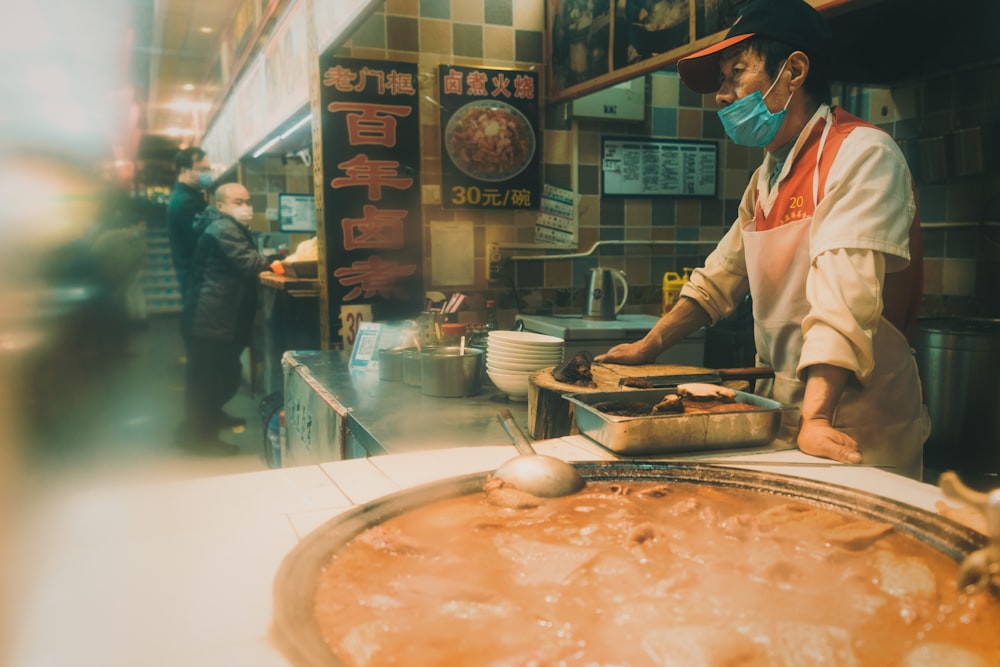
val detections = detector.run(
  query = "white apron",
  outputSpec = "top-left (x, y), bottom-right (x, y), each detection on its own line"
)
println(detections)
top-left (743, 114), bottom-right (929, 479)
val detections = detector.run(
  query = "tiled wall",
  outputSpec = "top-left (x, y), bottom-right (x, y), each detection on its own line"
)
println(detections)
top-left (347, 1), bottom-right (1000, 326)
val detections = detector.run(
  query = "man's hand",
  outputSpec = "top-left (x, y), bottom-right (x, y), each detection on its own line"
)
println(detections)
top-left (594, 341), bottom-right (656, 365)
top-left (797, 416), bottom-right (862, 464)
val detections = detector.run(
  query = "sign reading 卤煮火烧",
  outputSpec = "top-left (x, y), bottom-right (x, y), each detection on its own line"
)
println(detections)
top-left (438, 65), bottom-right (540, 211)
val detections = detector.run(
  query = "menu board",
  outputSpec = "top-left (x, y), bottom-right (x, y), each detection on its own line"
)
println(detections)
top-left (601, 138), bottom-right (717, 198)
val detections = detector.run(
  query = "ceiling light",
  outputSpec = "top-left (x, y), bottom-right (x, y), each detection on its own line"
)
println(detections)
top-left (252, 135), bottom-right (282, 159)
top-left (252, 115), bottom-right (312, 158)
top-left (182, 83), bottom-right (194, 91)
top-left (280, 114), bottom-right (312, 139)
top-left (199, 26), bottom-right (213, 34)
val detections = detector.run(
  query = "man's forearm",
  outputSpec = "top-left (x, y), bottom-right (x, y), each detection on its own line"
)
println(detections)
top-left (799, 363), bottom-right (851, 422)
top-left (638, 297), bottom-right (711, 359)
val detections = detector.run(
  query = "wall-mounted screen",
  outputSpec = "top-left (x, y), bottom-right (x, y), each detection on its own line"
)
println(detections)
top-left (278, 193), bottom-right (316, 232)
top-left (601, 137), bottom-right (717, 198)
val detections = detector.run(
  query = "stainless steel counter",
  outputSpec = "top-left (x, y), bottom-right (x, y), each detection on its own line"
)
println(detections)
top-left (281, 350), bottom-right (529, 464)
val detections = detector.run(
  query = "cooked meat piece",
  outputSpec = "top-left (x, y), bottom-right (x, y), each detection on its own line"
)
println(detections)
top-left (356, 526), bottom-right (429, 555)
top-left (677, 382), bottom-right (737, 401)
top-left (755, 503), bottom-right (845, 532)
top-left (551, 351), bottom-right (597, 386)
top-left (484, 477), bottom-right (543, 509)
top-left (762, 622), bottom-right (860, 667)
top-left (634, 484), bottom-right (673, 498)
top-left (642, 625), bottom-right (768, 667)
top-left (900, 643), bottom-right (991, 667)
top-left (592, 400), bottom-right (655, 416)
top-left (823, 520), bottom-right (894, 550)
top-left (627, 521), bottom-right (662, 546)
top-left (621, 376), bottom-right (653, 388)
top-left (874, 550), bottom-right (939, 600)
top-left (652, 393), bottom-right (684, 413)
top-left (681, 400), bottom-right (757, 414)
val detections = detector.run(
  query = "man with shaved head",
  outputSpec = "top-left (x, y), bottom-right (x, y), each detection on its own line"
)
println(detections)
top-left (178, 182), bottom-right (270, 455)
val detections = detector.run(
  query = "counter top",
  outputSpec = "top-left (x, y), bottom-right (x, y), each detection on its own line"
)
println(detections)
top-left (259, 272), bottom-right (319, 294)
top-left (11, 439), bottom-right (973, 667)
top-left (284, 350), bottom-right (529, 456)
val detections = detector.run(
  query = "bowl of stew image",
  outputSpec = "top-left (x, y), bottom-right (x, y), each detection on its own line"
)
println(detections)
top-left (444, 100), bottom-right (536, 182)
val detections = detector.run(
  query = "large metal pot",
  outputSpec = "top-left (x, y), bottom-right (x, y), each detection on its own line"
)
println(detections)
top-left (272, 461), bottom-right (989, 667)
top-left (915, 317), bottom-right (1000, 489)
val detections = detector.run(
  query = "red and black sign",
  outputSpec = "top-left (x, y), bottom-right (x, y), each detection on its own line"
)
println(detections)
top-left (438, 65), bottom-right (540, 210)
top-left (320, 56), bottom-right (423, 334)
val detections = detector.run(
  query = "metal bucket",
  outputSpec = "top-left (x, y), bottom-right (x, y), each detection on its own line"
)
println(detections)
top-left (915, 317), bottom-right (1000, 488)
top-left (420, 347), bottom-right (482, 398)
top-left (402, 349), bottom-right (423, 387)
top-left (378, 348), bottom-right (406, 381)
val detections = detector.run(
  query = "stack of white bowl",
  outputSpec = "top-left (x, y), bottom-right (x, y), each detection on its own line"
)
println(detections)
top-left (486, 330), bottom-right (564, 401)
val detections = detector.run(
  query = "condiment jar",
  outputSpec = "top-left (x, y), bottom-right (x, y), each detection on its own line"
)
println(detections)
top-left (440, 322), bottom-right (467, 347)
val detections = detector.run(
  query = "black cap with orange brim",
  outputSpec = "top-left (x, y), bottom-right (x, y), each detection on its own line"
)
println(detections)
top-left (677, 0), bottom-right (832, 94)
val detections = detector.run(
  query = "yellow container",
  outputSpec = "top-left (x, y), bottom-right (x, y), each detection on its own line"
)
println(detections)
top-left (661, 268), bottom-right (692, 315)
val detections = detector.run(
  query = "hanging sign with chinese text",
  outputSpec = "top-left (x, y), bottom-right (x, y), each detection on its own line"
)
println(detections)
top-left (438, 65), bottom-right (540, 210)
top-left (320, 56), bottom-right (423, 338)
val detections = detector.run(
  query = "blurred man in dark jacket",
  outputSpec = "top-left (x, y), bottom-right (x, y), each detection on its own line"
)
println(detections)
top-left (166, 147), bottom-right (211, 295)
top-left (179, 182), bottom-right (270, 455)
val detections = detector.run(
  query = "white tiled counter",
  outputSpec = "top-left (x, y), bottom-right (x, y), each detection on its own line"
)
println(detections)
top-left (10, 438), bottom-right (970, 667)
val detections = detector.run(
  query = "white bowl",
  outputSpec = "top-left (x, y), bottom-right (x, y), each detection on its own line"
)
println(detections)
top-left (486, 339), bottom-right (564, 356)
top-left (486, 348), bottom-right (563, 364)
top-left (487, 330), bottom-right (564, 346)
top-left (487, 358), bottom-right (552, 372)
top-left (486, 369), bottom-right (531, 400)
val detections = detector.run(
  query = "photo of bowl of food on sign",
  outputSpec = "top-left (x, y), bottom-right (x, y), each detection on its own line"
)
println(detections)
top-left (444, 100), bottom-right (536, 182)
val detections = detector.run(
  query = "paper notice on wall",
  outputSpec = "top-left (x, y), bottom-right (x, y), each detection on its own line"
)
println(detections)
top-left (535, 183), bottom-right (578, 246)
top-left (430, 221), bottom-right (474, 286)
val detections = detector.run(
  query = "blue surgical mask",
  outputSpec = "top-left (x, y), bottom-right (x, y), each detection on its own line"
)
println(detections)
top-left (717, 61), bottom-right (792, 148)
top-left (196, 171), bottom-right (213, 189)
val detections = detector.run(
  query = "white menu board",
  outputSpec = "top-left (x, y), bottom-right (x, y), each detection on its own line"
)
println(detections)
top-left (601, 138), bottom-right (717, 197)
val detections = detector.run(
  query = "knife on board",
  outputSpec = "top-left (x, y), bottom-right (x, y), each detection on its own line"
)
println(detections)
top-left (617, 366), bottom-right (775, 388)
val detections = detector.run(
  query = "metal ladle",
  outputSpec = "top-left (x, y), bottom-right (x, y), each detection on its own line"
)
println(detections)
top-left (494, 409), bottom-right (586, 498)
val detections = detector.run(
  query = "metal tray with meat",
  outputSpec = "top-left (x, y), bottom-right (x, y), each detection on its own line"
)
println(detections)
top-left (563, 386), bottom-right (787, 455)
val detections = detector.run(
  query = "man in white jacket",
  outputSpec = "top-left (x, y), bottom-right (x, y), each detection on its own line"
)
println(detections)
top-left (597, 0), bottom-right (928, 478)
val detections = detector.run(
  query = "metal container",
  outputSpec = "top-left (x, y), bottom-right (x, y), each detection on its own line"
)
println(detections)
top-left (402, 349), bottom-right (423, 387)
top-left (420, 347), bottom-right (482, 398)
top-left (272, 461), bottom-right (989, 667)
top-left (915, 317), bottom-right (1000, 488)
top-left (378, 348), bottom-right (407, 381)
top-left (564, 388), bottom-right (784, 455)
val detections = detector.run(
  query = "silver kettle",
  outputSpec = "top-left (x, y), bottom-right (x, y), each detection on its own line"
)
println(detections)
top-left (584, 267), bottom-right (629, 320)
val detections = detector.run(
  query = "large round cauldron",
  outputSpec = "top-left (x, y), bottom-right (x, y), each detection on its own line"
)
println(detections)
top-left (272, 461), bottom-right (990, 666)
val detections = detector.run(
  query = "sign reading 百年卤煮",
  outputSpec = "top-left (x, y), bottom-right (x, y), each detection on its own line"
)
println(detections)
top-left (320, 56), bottom-right (423, 341)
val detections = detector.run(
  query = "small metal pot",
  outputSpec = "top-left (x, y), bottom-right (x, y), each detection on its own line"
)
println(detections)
top-left (420, 347), bottom-right (483, 398)
top-left (402, 349), bottom-right (424, 387)
top-left (378, 348), bottom-right (407, 381)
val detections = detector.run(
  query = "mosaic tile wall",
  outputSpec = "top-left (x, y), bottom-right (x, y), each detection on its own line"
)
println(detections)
top-left (342, 1), bottom-right (1000, 325)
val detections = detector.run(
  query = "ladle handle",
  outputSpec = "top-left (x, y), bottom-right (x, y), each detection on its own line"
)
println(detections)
top-left (497, 410), bottom-right (537, 457)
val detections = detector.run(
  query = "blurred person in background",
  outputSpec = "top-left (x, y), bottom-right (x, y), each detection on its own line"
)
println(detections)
top-left (166, 147), bottom-right (211, 296)
top-left (178, 182), bottom-right (270, 456)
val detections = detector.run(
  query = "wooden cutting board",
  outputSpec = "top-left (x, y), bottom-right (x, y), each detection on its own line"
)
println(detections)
top-left (528, 362), bottom-right (715, 440)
